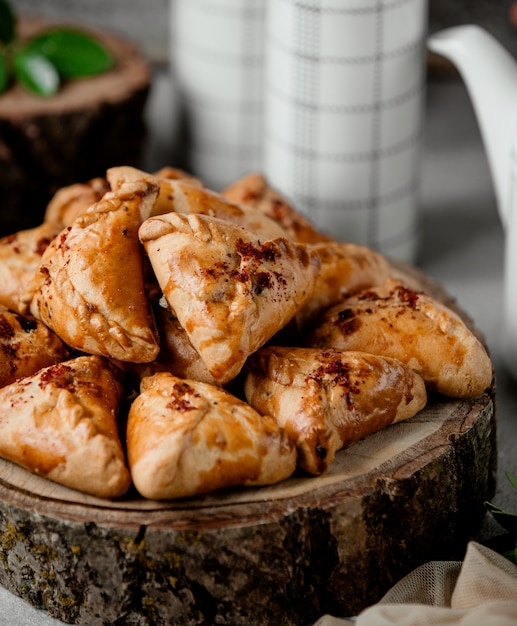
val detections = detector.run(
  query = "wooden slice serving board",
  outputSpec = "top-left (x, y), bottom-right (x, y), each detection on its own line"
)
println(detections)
top-left (0, 267), bottom-right (497, 626)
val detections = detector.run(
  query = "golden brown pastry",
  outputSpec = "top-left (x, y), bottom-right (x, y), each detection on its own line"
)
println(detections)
top-left (108, 164), bottom-right (205, 219)
top-left (154, 165), bottom-right (203, 180)
top-left (150, 304), bottom-right (221, 385)
top-left (106, 164), bottom-right (153, 189)
top-left (139, 212), bottom-right (320, 382)
top-left (107, 165), bottom-right (289, 240)
top-left (0, 306), bottom-right (70, 388)
top-left (30, 179), bottom-right (160, 363)
top-left (150, 168), bottom-right (204, 216)
top-left (115, 303), bottom-right (221, 388)
top-left (295, 240), bottom-right (392, 328)
top-left (305, 279), bottom-right (493, 398)
top-left (153, 165), bottom-right (203, 184)
top-left (156, 179), bottom-right (288, 239)
top-left (127, 372), bottom-right (297, 500)
top-left (0, 222), bottom-right (61, 314)
top-left (0, 356), bottom-right (130, 498)
top-left (105, 167), bottom-right (175, 303)
top-left (44, 178), bottom-right (110, 229)
top-left (106, 165), bottom-right (183, 217)
top-left (107, 164), bottom-right (201, 191)
top-left (244, 346), bottom-right (427, 475)
top-left (222, 172), bottom-right (332, 243)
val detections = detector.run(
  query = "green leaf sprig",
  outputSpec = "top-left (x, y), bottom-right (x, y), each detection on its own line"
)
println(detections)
top-left (0, 0), bottom-right (113, 97)
top-left (484, 471), bottom-right (517, 564)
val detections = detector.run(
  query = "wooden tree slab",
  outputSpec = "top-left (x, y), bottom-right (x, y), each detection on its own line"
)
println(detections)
top-left (0, 18), bottom-right (150, 237)
top-left (0, 387), bottom-right (496, 625)
top-left (0, 262), bottom-right (497, 624)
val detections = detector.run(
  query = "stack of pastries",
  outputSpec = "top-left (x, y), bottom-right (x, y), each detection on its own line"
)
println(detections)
top-left (0, 166), bottom-right (493, 500)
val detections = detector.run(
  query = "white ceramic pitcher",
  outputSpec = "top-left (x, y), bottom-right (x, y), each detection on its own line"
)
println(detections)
top-left (428, 25), bottom-right (517, 379)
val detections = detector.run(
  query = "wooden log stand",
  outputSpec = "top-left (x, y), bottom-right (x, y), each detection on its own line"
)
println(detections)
top-left (0, 268), bottom-right (498, 625)
top-left (0, 389), bottom-right (496, 626)
top-left (0, 18), bottom-right (150, 237)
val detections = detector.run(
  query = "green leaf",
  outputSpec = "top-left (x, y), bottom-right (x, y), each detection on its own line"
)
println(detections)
top-left (0, 0), bottom-right (16, 45)
top-left (484, 501), bottom-right (517, 534)
top-left (506, 471), bottom-right (517, 491)
top-left (28, 28), bottom-right (113, 78)
top-left (14, 48), bottom-right (59, 97)
top-left (0, 52), bottom-right (8, 94)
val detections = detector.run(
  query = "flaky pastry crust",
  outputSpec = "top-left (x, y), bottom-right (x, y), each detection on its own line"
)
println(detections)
top-left (44, 178), bottom-right (110, 229)
top-left (222, 172), bottom-right (332, 243)
top-left (107, 166), bottom-right (288, 240)
top-left (295, 240), bottom-right (392, 328)
top-left (107, 165), bottom-right (203, 218)
top-left (0, 305), bottom-right (70, 388)
top-left (0, 222), bottom-right (61, 314)
top-left (30, 179), bottom-right (160, 362)
top-left (0, 355), bottom-right (130, 498)
top-left (139, 212), bottom-right (320, 382)
top-left (244, 346), bottom-right (427, 474)
top-left (156, 178), bottom-right (289, 239)
top-left (114, 302), bottom-right (221, 388)
top-left (305, 279), bottom-right (493, 398)
top-left (127, 372), bottom-right (297, 500)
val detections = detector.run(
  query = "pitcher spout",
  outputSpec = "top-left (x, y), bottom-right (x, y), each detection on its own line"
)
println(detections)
top-left (428, 25), bottom-right (517, 226)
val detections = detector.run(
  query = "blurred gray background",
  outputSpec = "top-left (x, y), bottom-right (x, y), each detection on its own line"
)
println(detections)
top-left (8, 0), bottom-right (517, 67)
top-left (9, 0), bottom-right (170, 64)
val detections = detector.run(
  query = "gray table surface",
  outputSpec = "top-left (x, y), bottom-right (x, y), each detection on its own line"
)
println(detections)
top-left (1, 72), bottom-right (516, 625)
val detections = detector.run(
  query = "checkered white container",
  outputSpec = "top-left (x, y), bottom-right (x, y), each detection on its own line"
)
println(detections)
top-left (263, 0), bottom-right (427, 261)
top-left (170, 0), bottom-right (427, 261)
top-left (170, 0), bottom-right (266, 190)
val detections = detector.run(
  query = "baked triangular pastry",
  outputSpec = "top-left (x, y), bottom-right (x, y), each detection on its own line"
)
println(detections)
top-left (114, 302), bottom-right (221, 388)
top-left (244, 346), bottom-right (427, 474)
top-left (222, 172), bottom-right (332, 243)
top-left (305, 279), bottom-right (493, 397)
top-left (0, 355), bottom-right (130, 498)
top-left (0, 306), bottom-right (70, 388)
top-left (44, 177), bottom-right (109, 229)
top-left (160, 180), bottom-right (288, 240)
top-left (107, 165), bottom-right (203, 217)
top-left (0, 222), bottom-right (61, 314)
top-left (127, 372), bottom-right (297, 500)
top-left (295, 240), bottom-right (392, 328)
top-left (139, 212), bottom-right (320, 382)
top-left (107, 166), bottom-right (287, 239)
top-left (30, 179), bottom-right (160, 362)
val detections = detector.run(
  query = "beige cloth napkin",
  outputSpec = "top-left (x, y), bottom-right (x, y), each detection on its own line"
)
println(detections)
top-left (314, 541), bottom-right (517, 626)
